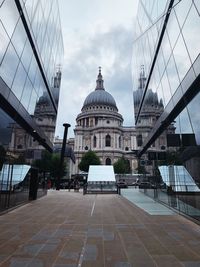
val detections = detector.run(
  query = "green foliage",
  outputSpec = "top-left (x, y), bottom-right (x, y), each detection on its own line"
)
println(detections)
top-left (136, 164), bottom-right (147, 174)
top-left (50, 153), bottom-right (63, 178)
top-left (33, 150), bottom-right (52, 171)
top-left (113, 157), bottom-right (131, 174)
top-left (78, 150), bottom-right (101, 172)
top-left (32, 150), bottom-right (66, 178)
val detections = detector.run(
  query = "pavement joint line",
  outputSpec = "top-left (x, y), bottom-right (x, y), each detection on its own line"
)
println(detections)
top-left (77, 233), bottom-right (88, 267)
top-left (91, 195), bottom-right (97, 216)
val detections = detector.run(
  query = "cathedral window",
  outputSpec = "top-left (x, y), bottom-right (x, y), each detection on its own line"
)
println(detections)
top-left (119, 136), bottom-right (121, 148)
top-left (95, 117), bottom-right (98, 125)
top-left (93, 136), bottom-right (97, 148)
top-left (105, 134), bottom-right (111, 147)
top-left (105, 158), bottom-right (111, 165)
top-left (137, 134), bottom-right (143, 147)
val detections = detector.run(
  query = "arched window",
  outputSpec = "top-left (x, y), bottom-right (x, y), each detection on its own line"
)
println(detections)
top-left (86, 118), bottom-right (89, 127)
top-left (137, 134), bottom-right (143, 147)
top-left (105, 134), bottom-right (111, 147)
top-left (93, 136), bottom-right (97, 148)
top-left (90, 119), bottom-right (93, 127)
top-left (119, 136), bottom-right (121, 148)
top-left (105, 158), bottom-right (111, 165)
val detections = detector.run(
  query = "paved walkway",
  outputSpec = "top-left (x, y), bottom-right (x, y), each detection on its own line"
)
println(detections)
top-left (0, 190), bottom-right (200, 267)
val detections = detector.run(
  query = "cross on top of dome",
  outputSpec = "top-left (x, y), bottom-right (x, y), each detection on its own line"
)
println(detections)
top-left (96, 66), bottom-right (104, 90)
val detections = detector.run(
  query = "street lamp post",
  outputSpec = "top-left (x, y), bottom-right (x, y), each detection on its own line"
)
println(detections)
top-left (56, 123), bottom-right (71, 190)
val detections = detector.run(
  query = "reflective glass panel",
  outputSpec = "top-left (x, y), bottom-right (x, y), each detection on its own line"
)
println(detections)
top-left (11, 17), bottom-right (27, 57)
top-left (193, 0), bottom-right (200, 15)
top-left (20, 39), bottom-right (32, 71)
top-left (11, 62), bottom-right (27, 100)
top-left (177, 108), bottom-right (193, 134)
top-left (181, 5), bottom-right (200, 64)
top-left (160, 71), bottom-right (172, 106)
top-left (167, 9), bottom-right (181, 49)
top-left (0, 0), bottom-right (19, 37)
top-left (174, 0), bottom-right (192, 29)
top-left (28, 88), bottom-right (37, 115)
top-left (166, 54), bottom-right (180, 96)
top-left (162, 30), bottom-right (172, 66)
top-left (173, 34), bottom-right (192, 82)
top-left (25, 0), bottom-right (38, 23)
top-left (20, 77), bottom-right (33, 110)
top-left (0, 0), bottom-right (19, 38)
top-left (0, 21), bottom-right (10, 64)
top-left (28, 55), bottom-right (37, 85)
top-left (187, 92), bottom-right (200, 145)
top-left (0, 107), bottom-right (13, 147)
top-left (0, 42), bottom-right (19, 87)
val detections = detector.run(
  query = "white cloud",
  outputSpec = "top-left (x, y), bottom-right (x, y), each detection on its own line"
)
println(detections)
top-left (56, 0), bottom-right (139, 138)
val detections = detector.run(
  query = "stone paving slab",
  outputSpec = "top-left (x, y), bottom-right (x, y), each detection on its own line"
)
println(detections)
top-left (0, 190), bottom-right (200, 267)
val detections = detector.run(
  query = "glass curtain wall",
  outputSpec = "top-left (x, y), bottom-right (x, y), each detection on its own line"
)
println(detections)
top-left (132, 0), bottom-right (200, 221)
top-left (0, 0), bottom-right (64, 211)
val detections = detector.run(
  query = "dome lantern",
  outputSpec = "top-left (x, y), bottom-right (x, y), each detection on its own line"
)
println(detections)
top-left (95, 66), bottom-right (104, 90)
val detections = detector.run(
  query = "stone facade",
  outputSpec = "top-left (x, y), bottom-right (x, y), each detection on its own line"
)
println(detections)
top-left (69, 68), bottom-right (137, 175)
top-left (69, 67), bottom-right (174, 176)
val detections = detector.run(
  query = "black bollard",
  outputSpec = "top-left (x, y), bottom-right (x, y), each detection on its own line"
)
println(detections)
top-left (56, 123), bottom-right (71, 190)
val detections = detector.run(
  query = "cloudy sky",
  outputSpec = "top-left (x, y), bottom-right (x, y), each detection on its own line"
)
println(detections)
top-left (55, 0), bottom-right (139, 138)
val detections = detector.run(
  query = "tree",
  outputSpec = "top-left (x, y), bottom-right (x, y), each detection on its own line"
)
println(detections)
top-left (78, 150), bottom-right (101, 172)
top-left (113, 157), bottom-right (131, 174)
top-left (32, 150), bottom-right (66, 179)
top-left (136, 165), bottom-right (148, 174)
top-left (33, 150), bottom-right (52, 171)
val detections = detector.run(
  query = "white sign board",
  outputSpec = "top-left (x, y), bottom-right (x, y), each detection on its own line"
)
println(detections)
top-left (88, 165), bottom-right (116, 182)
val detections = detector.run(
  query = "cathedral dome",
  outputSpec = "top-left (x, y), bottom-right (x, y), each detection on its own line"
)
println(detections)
top-left (134, 88), bottom-right (163, 107)
top-left (83, 90), bottom-right (117, 108)
top-left (82, 68), bottom-right (117, 110)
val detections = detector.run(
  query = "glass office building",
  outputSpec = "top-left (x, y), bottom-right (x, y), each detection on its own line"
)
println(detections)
top-left (0, 0), bottom-right (64, 210)
top-left (132, 0), bottom-right (200, 221)
top-left (0, 0), bottom-right (63, 152)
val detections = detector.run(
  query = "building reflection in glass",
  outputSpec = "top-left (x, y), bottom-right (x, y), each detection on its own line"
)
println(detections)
top-left (133, 0), bottom-right (200, 221)
top-left (0, 0), bottom-right (63, 211)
